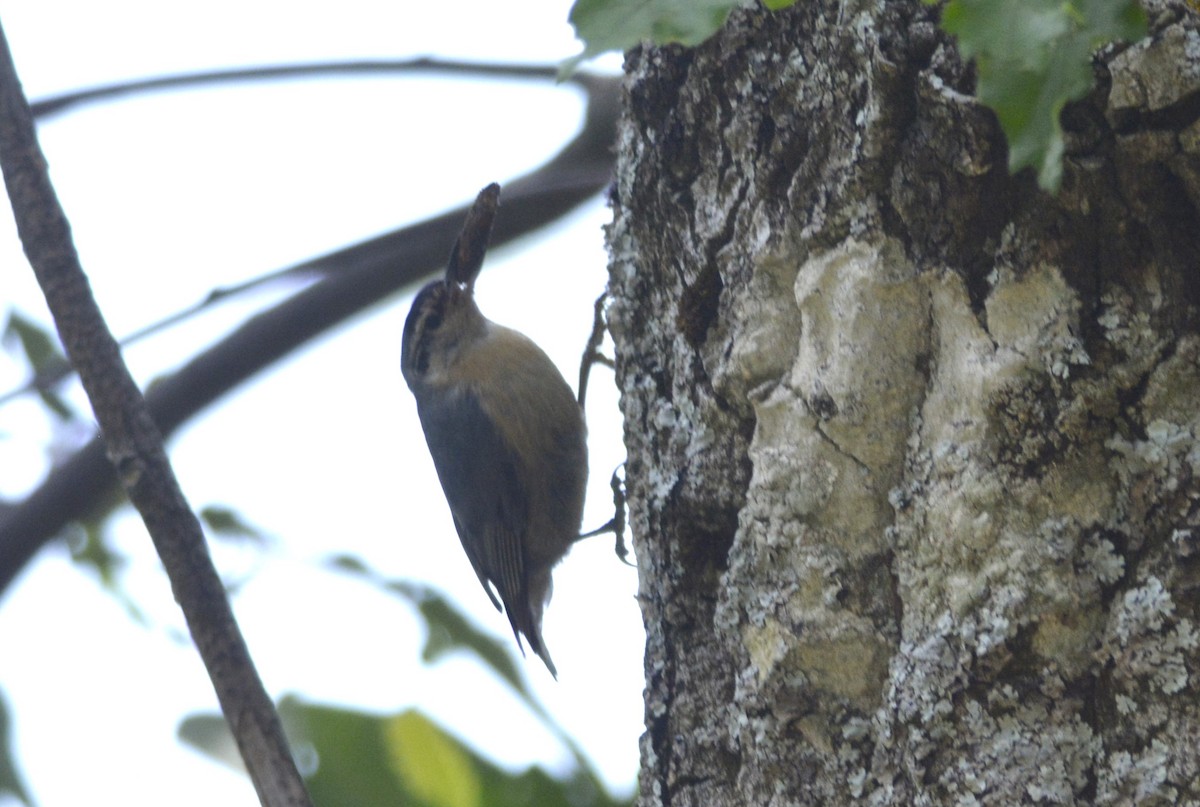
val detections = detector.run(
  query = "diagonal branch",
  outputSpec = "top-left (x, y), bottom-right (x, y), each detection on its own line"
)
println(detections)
top-left (0, 16), bottom-right (311, 807)
top-left (0, 71), bottom-right (619, 597)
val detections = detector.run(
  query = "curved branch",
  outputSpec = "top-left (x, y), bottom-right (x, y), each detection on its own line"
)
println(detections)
top-left (29, 58), bottom-right (565, 119)
top-left (0, 72), bottom-right (619, 598)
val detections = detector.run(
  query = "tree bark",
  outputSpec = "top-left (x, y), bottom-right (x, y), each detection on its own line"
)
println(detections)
top-left (608, 1), bottom-right (1200, 804)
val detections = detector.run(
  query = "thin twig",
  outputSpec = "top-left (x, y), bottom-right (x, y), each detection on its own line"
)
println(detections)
top-left (0, 16), bottom-right (311, 807)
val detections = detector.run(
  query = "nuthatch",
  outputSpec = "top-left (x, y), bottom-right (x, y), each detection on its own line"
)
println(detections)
top-left (401, 184), bottom-right (587, 677)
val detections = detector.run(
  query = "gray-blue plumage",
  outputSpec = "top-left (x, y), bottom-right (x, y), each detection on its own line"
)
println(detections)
top-left (402, 277), bottom-right (586, 677)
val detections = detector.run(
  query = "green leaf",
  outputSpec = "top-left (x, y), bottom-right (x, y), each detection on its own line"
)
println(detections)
top-left (0, 691), bottom-right (32, 806)
top-left (2, 310), bottom-right (76, 420)
top-left (284, 700), bottom-right (425, 807)
top-left (566, 0), bottom-right (737, 69)
top-left (383, 711), bottom-right (481, 807)
top-left (181, 699), bottom-right (631, 807)
top-left (199, 504), bottom-right (267, 544)
top-left (178, 714), bottom-right (243, 771)
top-left (67, 519), bottom-right (148, 625)
top-left (322, 555), bottom-right (599, 775)
top-left (35, 386), bottom-right (75, 421)
top-left (3, 311), bottom-right (62, 372)
top-left (67, 520), bottom-right (127, 588)
top-left (939, 0), bottom-right (1146, 190)
top-left (413, 592), bottom-right (528, 694)
top-left (325, 555), bottom-right (527, 693)
top-left (326, 553), bottom-right (370, 576)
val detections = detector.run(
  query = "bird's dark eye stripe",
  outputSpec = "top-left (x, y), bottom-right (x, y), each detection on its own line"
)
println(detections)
top-left (414, 301), bottom-right (446, 375)
top-left (403, 284), bottom-right (451, 379)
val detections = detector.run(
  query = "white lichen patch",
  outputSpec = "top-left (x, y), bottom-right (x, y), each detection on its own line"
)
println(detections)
top-left (900, 265), bottom-right (1120, 637)
top-left (1081, 535), bottom-right (1126, 585)
top-left (984, 263), bottom-right (1091, 379)
top-left (722, 237), bottom-right (930, 728)
top-left (733, 238), bottom-right (930, 563)
top-left (790, 237), bottom-right (929, 475)
top-left (1097, 739), bottom-right (1177, 805)
top-left (718, 251), bottom-right (805, 395)
top-left (1097, 288), bottom-right (1163, 361)
top-left (1100, 575), bottom-right (1197, 696)
top-left (1107, 419), bottom-right (1197, 492)
top-left (746, 389), bottom-right (839, 522)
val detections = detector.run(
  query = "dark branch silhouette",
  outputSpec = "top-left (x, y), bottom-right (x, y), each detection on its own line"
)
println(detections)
top-left (0, 19), bottom-right (312, 806)
top-left (0, 67), bottom-right (619, 597)
top-left (30, 59), bottom-right (565, 119)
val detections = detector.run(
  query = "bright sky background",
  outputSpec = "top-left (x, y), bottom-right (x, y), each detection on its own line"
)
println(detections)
top-left (0, 2), bottom-right (639, 805)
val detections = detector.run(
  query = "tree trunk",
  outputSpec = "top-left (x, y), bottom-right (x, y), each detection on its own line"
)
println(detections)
top-left (607, 1), bottom-right (1200, 804)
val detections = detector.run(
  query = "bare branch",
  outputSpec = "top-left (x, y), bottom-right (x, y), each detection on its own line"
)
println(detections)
top-left (30, 58), bottom-right (566, 119)
top-left (0, 16), bottom-right (311, 807)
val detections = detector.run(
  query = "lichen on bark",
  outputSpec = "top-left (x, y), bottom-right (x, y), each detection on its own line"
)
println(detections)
top-left (608, 0), bottom-right (1200, 804)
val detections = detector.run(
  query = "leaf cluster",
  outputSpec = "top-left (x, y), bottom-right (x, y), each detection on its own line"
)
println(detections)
top-left (566, 0), bottom-right (1148, 190)
top-left (936, 0), bottom-right (1146, 189)
top-left (179, 555), bottom-right (631, 807)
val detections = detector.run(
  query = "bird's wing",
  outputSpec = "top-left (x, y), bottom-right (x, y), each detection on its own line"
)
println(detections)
top-left (416, 387), bottom-right (528, 621)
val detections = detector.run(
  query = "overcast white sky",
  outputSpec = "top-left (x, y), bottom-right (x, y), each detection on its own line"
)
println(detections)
top-left (0, 3), bottom-right (639, 805)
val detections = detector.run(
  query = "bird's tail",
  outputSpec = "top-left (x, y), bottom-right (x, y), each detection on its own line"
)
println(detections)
top-left (506, 576), bottom-right (557, 678)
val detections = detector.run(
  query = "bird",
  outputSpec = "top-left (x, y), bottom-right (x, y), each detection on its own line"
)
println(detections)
top-left (400, 183), bottom-right (587, 677)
